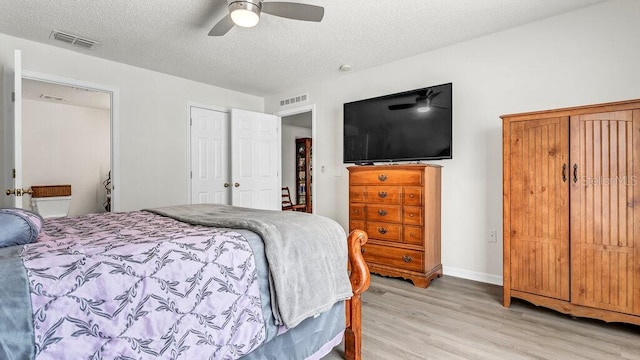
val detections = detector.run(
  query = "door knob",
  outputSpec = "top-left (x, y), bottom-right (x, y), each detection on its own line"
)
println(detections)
top-left (224, 183), bottom-right (230, 188)
top-left (5, 188), bottom-right (31, 196)
top-left (234, 183), bottom-right (240, 187)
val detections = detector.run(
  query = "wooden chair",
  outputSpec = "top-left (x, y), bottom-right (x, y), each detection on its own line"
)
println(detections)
top-left (282, 187), bottom-right (306, 211)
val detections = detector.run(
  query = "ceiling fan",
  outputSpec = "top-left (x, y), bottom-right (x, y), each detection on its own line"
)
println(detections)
top-left (209, 0), bottom-right (325, 36)
top-left (388, 89), bottom-right (445, 112)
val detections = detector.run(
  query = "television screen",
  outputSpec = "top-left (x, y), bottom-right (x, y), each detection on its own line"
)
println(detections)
top-left (343, 82), bottom-right (452, 163)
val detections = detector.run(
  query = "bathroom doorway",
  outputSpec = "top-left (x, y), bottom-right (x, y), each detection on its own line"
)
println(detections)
top-left (21, 78), bottom-right (113, 216)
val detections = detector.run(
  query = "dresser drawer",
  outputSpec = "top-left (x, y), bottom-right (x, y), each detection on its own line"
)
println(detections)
top-left (350, 204), bottom-right (366, 220)
top-left (403, 187), bottom-right (423, 206)
top-left (350, 169), bottom-right (423, 186)
top-left (362, 244), bottom-right (424, 272)
top-left (350, 186), bottom-right (366, 203)
top-left (403, 206), bottom-right (423, 225)
top-left (364, 186), bottom-right (401, 204)
top-left (350, 220), bottom-right (365, 233)
top-left (366, 205), bottom-right (401, 223)
top-left (403, 225), bottom-right (423, 245)
top-left (366, 222), bottom-right (402, 243)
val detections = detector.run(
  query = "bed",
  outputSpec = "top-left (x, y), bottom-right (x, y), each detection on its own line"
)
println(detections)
top-left (0, 204), bottom-right (370, 360)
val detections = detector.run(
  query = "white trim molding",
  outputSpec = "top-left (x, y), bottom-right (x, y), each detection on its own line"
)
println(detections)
top-left (443, 266), bottom-right (503, 286)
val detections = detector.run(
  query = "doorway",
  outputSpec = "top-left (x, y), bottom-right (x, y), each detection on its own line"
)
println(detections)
top-left (21, 79), bottom-right (112, 216)
top-left (278, 105), bottom-right (315, 213)
top-left (2, 51), bottom-right (119, 212)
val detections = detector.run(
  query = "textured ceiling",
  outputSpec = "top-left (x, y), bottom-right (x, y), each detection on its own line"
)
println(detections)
top-left (0, 0), bottom-right (608, 97)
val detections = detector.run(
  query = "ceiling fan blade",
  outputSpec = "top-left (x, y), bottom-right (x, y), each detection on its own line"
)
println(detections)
top-left (209, 14), bottom-right (235, 36)
top-left (428, 91), bottom-right (442, 99)
top-left (388, 103), bottom-right (417, 111)
top-left (261, 2), bottom-right (325, 22)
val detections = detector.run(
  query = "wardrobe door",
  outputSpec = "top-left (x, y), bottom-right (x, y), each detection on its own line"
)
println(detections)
top-left (570, 110), bottom-right (640, 315)
top-left (508, 117), bottom-right (570, 300)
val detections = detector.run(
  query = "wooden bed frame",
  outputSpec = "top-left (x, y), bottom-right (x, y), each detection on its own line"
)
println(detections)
top-left (344, 229), bottom-right (370, 360)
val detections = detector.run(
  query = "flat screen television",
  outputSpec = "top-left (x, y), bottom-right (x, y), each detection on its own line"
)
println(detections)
top-left (343, 82), bottom-right (452, 164)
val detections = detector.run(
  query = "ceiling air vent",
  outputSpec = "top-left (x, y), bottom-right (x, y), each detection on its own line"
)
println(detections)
top-left (40, 94), bottom-right (65, 102)
top-left (50, 30), bottom-right (99, 49)
top-left (279, 93), bottom-right (308, 107)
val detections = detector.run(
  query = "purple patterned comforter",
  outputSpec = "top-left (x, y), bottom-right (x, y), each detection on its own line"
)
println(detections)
top-left (21, 211), bottom-right (266, 359)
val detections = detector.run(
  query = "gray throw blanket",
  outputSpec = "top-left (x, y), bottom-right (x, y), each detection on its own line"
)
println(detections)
top-left (146, 204), bottom-right (353, 328)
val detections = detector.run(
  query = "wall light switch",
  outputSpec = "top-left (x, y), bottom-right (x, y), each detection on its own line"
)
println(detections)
top-left (489, 230), bottom-right (498, 243)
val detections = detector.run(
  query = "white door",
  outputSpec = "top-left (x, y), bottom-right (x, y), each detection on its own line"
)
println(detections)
top-left (230, 108), bottom-right (281, 210)
top-left (190, 106), bottom-right (230, 204)
top-left (2, 50), bottom-right (23, 208)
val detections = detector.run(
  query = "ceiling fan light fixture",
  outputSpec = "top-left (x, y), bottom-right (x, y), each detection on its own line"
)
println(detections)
top-left (230, 1), bottom-right (261, 28)
top-left (416, 106), bottom-right (431, 113)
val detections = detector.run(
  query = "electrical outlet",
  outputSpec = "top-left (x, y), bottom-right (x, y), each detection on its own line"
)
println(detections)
top-left (488, 230), bottom-right (498, 243)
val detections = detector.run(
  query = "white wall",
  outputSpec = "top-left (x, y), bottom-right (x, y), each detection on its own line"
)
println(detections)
top-left (265, 0), bottom-right (640, 284)
top-left (0, 33), bottom-right (264, 211)
top-left (22, 99), bottom-right (110, 215)
top-left (281, 124), bottom-right (312, 203)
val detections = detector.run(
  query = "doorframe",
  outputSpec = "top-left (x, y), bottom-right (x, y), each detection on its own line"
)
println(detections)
top-left (20, 70), bottom-right (120, 211)
top-left (275, 104), bottom-right (316, 214)
top-left (185, 101), bottom-right (230, 204)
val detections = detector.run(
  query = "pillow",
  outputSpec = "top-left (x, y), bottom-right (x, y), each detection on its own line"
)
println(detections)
top-left (0, 208), bottom-right (43, 248)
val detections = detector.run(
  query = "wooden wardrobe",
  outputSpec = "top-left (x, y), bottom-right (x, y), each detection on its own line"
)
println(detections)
top-left (502, 99), bottom-right (640, 325)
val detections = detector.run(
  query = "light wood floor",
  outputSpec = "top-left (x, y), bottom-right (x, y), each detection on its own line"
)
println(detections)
top-left (325, 274), bottom-right (640, 360)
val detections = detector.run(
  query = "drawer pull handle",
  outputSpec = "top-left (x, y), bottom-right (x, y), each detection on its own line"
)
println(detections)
top-left (361, 248), bottom-right (366, 254)
top-left (377, 227), bottom-right (387, 234)
top-left (402, 255), bottom-right (413, 263)
top-left (409, 213), bottom-right (414, 217)
top-left (378, 209), bottom-right (387, 216)
top-left (409, 194), bottom-right (415, 198)
top-left (378, 191), bottom-right (387, 198)
top-left (354, 209), bottom-right (359, 214)
top-left (378, 174), bottom-right (387, 182)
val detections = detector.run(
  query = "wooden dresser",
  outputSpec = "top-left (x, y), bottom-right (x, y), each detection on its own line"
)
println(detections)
top-left (502, 99), bottom-right (640, 325)
top-left (348, 164), bottom-right (442, 288)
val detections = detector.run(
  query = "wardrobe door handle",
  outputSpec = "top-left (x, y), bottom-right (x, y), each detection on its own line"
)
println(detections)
top-left (573, 164), bottom-right (578, 183)
top-left (562, 164), bottom-right (567, 182)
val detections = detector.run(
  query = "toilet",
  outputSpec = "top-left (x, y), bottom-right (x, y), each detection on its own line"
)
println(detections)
top-left (30, 185), bottom-right (72, 218)
top-left (31, 196), bottom-right (72, 218)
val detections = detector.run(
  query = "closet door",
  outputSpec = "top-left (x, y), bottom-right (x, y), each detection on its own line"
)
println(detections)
top-left (230, 108), bottom-right (281, 210)
top-left (507, 117), bottom-right (570, 300)
top-left (570, 110), bottom-right (640, 315)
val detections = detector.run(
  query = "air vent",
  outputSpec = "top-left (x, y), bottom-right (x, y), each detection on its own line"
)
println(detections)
top-left (50, 30), bottom-right (99, 49)
top-left (279, 93), bottom-right (308, 107)
top-left (40, 94), bottom-right (65, 102)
